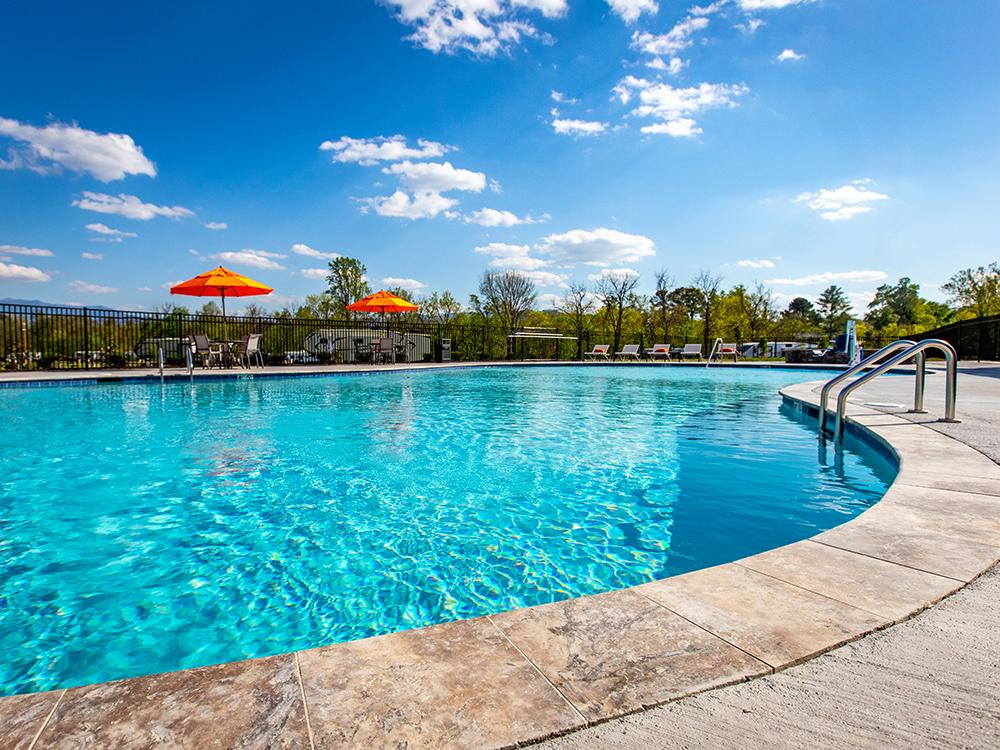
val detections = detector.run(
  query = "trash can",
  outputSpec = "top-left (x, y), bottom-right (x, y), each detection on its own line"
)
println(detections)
top-left (435, 338), bottom-right (451, 363)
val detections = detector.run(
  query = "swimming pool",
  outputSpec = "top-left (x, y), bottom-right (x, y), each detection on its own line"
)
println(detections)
top-left (0, 366), bottom-right (895, 695)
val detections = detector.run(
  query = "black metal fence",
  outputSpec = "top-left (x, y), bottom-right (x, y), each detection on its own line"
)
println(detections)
top-left (0, 303), bottom-right (508, 370)
top-left (914, 314), bottom-right (1000, 362)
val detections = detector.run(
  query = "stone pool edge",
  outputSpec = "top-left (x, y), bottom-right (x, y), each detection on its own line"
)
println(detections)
top-left (2, 380), bottom-right (999, 749)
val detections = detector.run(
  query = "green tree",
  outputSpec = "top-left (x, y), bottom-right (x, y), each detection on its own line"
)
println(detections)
top-left (866, 277), bottom-right (922, 333)
top-left (783, 297), bottom-right (821, 326)
top-left (817, 285), bottom-right (852, 337)
top-left (594, 270), bottom-right (641, 353)
top-left (692, 270), bottom-right (723, 350)
top-left (941, 263), bottom-right (1000, 318)
top-left (326, 256), bottom-right (371, 318)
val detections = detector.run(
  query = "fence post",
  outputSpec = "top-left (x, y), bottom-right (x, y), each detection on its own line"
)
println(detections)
top-left (82, 307), bottom-right (90, 369)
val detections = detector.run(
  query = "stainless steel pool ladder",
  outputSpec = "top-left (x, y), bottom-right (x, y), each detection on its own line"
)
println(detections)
top-left (705, 337), bottom-right (724, 367)
top-left (819, 339), bottom-right (959, 441)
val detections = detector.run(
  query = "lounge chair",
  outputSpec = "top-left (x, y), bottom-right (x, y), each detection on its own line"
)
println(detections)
top-left (678, 343), bottom-right (703, 360)
top-left (648, 344), bottom-right (671, 361)
top-left (718, 342), bottom-right (739, 362)
top-left (615, 344), bottom-right (641, 360)
top-left (584, 344), bottom-right (610, 361)
top-left (189, 333), bottom-right (223, 368)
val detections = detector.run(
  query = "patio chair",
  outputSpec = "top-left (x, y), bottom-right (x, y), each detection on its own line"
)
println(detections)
top-left (190, 333), bottom-right (223, 368)
top-left (376, 338), bottom-right (394, 365)
top-left (584, 344), bottom-right (610, 361)
top-left (615, 344), bottom-right (641, 360)
top-left (677, 343), bottom-right (703, 361)
top-left (648, 344), bottom-right (671, 361)
top-left (238, 333), bottom-right (264, 368)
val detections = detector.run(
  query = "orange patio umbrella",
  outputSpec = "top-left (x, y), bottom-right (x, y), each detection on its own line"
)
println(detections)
top-left (346, 289), bottom-right (419, 335)
top-left (170, 266), bottom-right (273, 320)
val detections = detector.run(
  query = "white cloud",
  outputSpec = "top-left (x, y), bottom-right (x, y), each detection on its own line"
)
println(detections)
top-left (0, 244), bottom-right (54, 257)
top-left (587, 267), bottom-right (640, 281)
top-left (551, 90), bottom-right (578, 104)
top-left (738, 0), bottom-right (813, 10)
top-left (777, 48), bottom-right (805, 62)
top-left (737, 258), bottom-right (776, 269)
top-left (70, 280), bottom-right (117, 294)
top-left (607, 0), bottom-right (659, 24)
top-left (0, 262), bottom-right (51, 282)
top-left (359, 190), bottom-right (459, 219)
top-left (211, 249), bottom-right (286, 270)
top-left (474, 242), bottom-right (552, 270)
top-left (691, 1), bottom-right (728, 15)
top-left (381, 0), bottom-right (567, 56)
top-left (735, 17), bottom-right (764, 33)
top-left (764, 270), bottom-right (888, 287)
top-left (847, 290), bottom-right (875, 313)
top-left (292, 243), bottom-right (340, 260)
top-left (536, 227), bottom-right (656, 266)
top-left (522, 269), bottom-right (570, 287)
top-left (85, 223), bottom-right (137, 242)
top-left (647, 56), bottom-right (687, 75)
top-left (81, 252), bottom-right (104, 261)
top-left (137, 285), bottom-right (152, 292)
top-left (794, 181), bottom-right (889, 221)
top-left (383, 276), bottom-right (427, 290)
top-left (320, 135), bottom-right (450, 165)
top-left (552, 118), bottom-right (609, 136)
top-left (204, 221), bottom-right (228, 230)
top-left (463, 208), bottom-right (544, 226)
top-left (383, 160), bottom-right (486, 193)
top-left (631, 17), bottom-right (708, 57)
top-left (0, 117), bottom-right (155, 182)
top-left (300, 268), bottom-right (328, 279)
top-left (72, 192), bottom-right (194, 221)
top-left (614, 77), bottom-right (748, 137)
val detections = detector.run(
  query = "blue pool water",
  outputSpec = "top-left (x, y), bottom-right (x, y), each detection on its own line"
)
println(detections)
top-left (0, 366), bottom-right (895, 695)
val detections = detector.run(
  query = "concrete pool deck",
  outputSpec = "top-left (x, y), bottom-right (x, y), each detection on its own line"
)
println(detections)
top-left (1, 363), bottom-right (998, 748)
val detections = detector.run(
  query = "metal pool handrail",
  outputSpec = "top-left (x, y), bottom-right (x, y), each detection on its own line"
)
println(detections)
top-left (705, 337), bottom-right (724, 367)
top-left (833, 339), bottom-right (959, 441)
top-left (818, 340), bottom-right (915, 435)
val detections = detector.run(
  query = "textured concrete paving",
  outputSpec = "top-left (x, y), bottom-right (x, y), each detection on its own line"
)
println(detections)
top-left (537, 363), bottom-right (1000, 750)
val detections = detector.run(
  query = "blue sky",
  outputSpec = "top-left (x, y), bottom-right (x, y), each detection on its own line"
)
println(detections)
top-left (2, 0), bottom-right (998, 313)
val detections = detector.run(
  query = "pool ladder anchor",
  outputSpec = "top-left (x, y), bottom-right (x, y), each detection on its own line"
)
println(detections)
top-left (818, 339), bottom-right (960, 442)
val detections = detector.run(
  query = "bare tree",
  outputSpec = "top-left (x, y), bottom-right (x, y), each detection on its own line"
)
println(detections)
top-left (556, 283), bottom-right (596, 359)
top-left (479, 270), bottom-right (537, 356)
top-left (692, 270), bottom-right (723, 350)
top-left (652, 269), bottom-right (674, 343)
top-left (423, 290), bottom-right (462, 325)
top-left (594, 270), bottom-right (641, 353)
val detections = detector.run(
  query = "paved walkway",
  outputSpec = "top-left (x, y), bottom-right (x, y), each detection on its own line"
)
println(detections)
top-left (538, 363), bottom-right (1000, 750)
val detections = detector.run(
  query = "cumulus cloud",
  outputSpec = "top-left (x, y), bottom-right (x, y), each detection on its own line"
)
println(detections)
top-left (794, 180), bottom-right (889, 221)
top-left (0, 244), bottom-right (54, 257)
top-left (383, 160), bottom-right (486, 193)
top-left (0, 261), bottom-right (51, 282)
top-left (81, 252), bottom-right (103, 261)
top-left (737, 258), bottom-right (776, 269)
top-left (320, 135), bottom-right (450, 165)
top-left (204, 222), bottom-right (228, 230)
top-left (552, 118), bottom-right (609, 136)
top-left (85, 223), bottom-right (137, 242)
top-left (383, 276), bottom-right (427, 290)
top-left (535, 227), bottom-right (656, 266)
top-left (587, 267), bottom-right (640, 281)
top-left (776, 48), bottom-right (805, 62)
top-left (0, 116), bottom-right (155, 181)
top-left (359, 190), bottom-right (459, 220)
top-left (738, 0), bottom-right (813, 9)
top-left (300, 268), bottom-right (328, 279)
top-left (211, 249), bottom-right (286, 270)
top-left (764, 270), bottom-right (888, 286)
top-left (292, 243), bottom-right (341, 260)
top-left (463, 208), bottom-right (545, 226)
top-left (474, 242), bottom-right (552, 270)
top-left (70, 280), bottom-right (117, 294)
top-left (607, 0), bottom-right (659, 24)
top-left (631, 16), bottom-right (708, 57)
top-left (521, 269), bottom-right (570, 287)
top-left (73, 192), bottom-right (194, 221)
top-left (646, 56), bottom-right (687, 75)
top-left (551, 90), bottom-right (578, 104)
top-left (614, 77), bottom-right (748, 137)
top-left (380, 0), bottom-right (567, 56)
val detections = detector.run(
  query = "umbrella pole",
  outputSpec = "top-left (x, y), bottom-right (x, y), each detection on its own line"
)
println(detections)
top-left (221, 289), bottom-right (228, 343)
